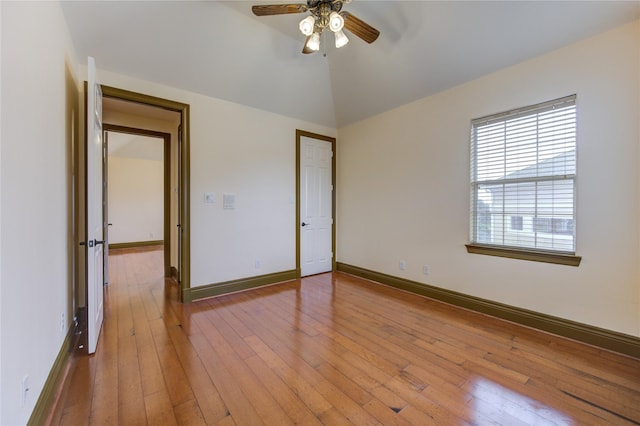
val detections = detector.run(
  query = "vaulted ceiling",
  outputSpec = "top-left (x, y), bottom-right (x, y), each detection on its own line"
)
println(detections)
top-left (61, 1), bottom-right (640, 128)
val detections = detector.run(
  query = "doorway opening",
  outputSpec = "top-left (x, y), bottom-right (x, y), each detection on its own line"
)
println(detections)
top-left (105, 125), bottom-right (171, 277)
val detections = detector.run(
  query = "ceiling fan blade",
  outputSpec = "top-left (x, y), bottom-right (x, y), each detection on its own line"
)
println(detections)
top-left (252, 3), bottom-right (308, 16)
top-left (342, 11), bottom-right (380, 44)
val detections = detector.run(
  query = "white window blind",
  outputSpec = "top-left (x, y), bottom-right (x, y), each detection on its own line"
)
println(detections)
top-left (470, 95), bottom-right (577, 253)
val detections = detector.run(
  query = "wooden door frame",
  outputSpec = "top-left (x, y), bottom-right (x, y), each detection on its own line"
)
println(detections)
top-left (98, 85), bottom-right (190, 302)
top-left (295, 129), bottom-right (337, 278)
top-left (104, 125), bottom-right (172, 276)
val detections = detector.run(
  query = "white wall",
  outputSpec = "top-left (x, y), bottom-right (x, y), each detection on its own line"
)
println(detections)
top-left (93, 69), bottom-right (336, 287)
top-left (0, 2), bottom-right (79, 424)
top-left (337, 20), bottom-right (640, 337)
top-left (108, 154), bottom-right (164, 244)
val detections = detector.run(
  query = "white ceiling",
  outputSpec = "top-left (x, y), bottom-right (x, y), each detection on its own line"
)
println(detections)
top-left (61, 1), bottom-right (640, 128)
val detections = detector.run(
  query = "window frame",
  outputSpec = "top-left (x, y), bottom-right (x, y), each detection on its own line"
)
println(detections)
top-left (466, 95), bottom-right (582, 266)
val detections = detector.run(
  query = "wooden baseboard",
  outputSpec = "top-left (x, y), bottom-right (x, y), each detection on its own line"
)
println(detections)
top-left (109, 240), bottom-right (164, 250)
top-left (184, 270), bottom-right (298, 303)
top-left (336, 262), bottom-right (640, 359)
top-left (27, 322), bottom-right (76, 426)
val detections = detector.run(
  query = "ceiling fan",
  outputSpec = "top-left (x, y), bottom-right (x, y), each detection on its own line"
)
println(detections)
top-left (252, 0), bottom-right (380, 54)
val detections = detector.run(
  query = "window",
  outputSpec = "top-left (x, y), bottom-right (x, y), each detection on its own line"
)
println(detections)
top-left (533, 217), bottom-right (552, 234)
top-left (510, 215), bottom-right (523, 231)
top-left (469, 95), bottom-right (578, 259)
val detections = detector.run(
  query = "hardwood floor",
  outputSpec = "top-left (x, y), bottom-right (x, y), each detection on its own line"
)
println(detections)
top-left (49, 248), bottom-right (640, 425)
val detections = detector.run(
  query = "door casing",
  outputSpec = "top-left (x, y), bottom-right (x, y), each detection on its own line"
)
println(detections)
top-left (295, 129), bottom-right (336, 278)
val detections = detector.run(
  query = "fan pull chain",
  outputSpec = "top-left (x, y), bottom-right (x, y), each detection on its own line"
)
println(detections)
top-left (322, 30), bottom-right (328, 57)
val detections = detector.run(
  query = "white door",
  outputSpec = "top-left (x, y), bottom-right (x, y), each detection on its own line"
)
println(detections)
top-left (300, 136), bottom-right (333, 276)
top-left (87, 56), bottom-right (104, 354)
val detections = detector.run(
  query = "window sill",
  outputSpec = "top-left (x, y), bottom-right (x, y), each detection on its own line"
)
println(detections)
top-left (465, 244), bottom-right (582, 266)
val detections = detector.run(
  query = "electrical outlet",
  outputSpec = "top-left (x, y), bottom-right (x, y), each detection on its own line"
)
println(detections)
top-left (60, 312), bottom-right (65, 332)
top-left (399, 260), bottom-right (406, 271)
top-left (21, 375), bottom-right (30, 407)
top-left (423, 265), bottom-right (430, 275)
top-left (254, 260), bottom-right (261, 269)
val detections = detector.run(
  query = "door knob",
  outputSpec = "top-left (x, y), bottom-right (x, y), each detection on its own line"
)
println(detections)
top-left (301, 222), bottom-right (309, 227)
top-left (81, 239), bottom-right (104, 248)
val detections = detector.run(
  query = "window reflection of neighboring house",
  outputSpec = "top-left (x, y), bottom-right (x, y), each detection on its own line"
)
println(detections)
top-left (480, 150), bottom-right (575, 252)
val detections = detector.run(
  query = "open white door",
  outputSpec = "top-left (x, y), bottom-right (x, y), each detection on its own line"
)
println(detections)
top-left (300, 136), bottom-right (333, 276)
top-left (87, 56), bottom-right (104, 354)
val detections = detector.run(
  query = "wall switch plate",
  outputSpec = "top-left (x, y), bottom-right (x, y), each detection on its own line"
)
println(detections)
top-left (204, 192), bottom-right (216, 204)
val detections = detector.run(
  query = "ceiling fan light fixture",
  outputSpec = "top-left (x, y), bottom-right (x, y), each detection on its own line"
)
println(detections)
top-left (334, 29), bottom-right (349, 48)
top-left (299, 15), bottom-right (316, 36)
top-left (252, 1), bottom-right (380, 53)
top-left (328, 11), bottom-right (344, 32)
top-left (306, 32), bottom-right (321, 51)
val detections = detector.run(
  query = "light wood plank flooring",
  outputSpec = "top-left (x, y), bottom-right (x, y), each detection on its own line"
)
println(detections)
top-left (48, 248), bottom-right (640, 425)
